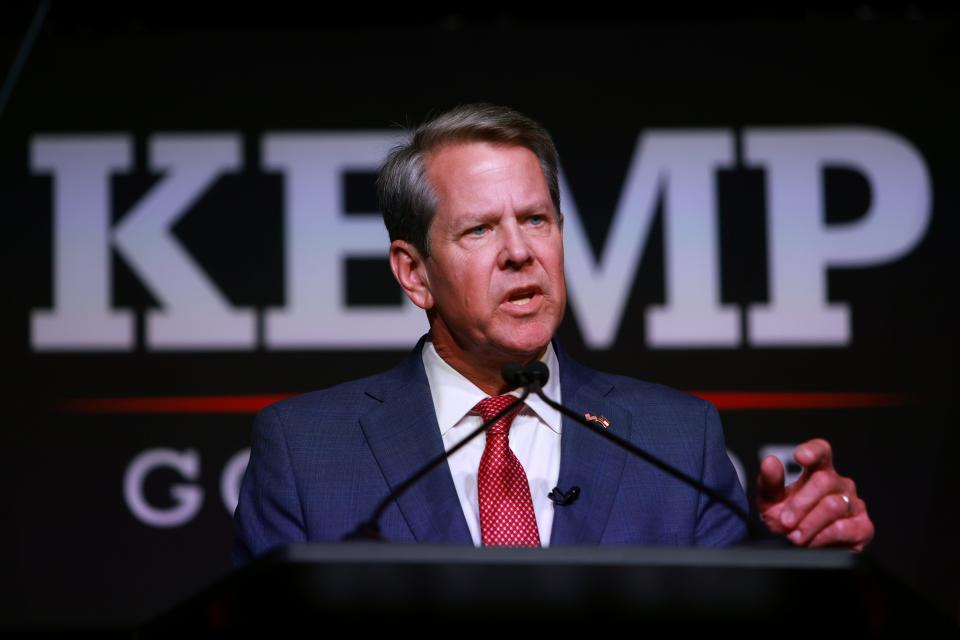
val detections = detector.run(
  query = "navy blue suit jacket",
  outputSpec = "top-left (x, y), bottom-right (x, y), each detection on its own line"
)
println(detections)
top-left (231, 337), bottom-right (748, 565)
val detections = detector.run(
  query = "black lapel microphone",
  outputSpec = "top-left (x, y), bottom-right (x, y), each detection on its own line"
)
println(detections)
top-left (548, 486), bottom-right (581, 506)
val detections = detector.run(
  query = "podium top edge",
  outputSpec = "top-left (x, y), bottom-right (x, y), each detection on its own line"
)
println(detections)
top-left (261, 542), bottom-right (860, 571)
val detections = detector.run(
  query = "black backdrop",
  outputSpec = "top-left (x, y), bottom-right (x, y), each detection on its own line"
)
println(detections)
top-left (1, 6), bottom-right (957, 632)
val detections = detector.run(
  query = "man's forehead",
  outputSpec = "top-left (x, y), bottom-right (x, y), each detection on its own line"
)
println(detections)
top-left (424, 141), bottom-right (553, 218)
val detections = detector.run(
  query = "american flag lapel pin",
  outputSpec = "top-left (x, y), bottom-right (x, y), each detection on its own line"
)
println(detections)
top-left (584, 412), bottom-right (611, 429)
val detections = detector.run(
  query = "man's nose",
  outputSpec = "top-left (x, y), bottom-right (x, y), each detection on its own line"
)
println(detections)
top-left (498, 219), bottom-right (533, 269)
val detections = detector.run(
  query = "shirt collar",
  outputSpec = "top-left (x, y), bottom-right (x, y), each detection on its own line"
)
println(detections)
top-left (421, 338), bottom-right (563, 437)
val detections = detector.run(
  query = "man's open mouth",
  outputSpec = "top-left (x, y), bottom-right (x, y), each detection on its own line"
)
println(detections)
top-left (505, 288), bottom-right (541, 307)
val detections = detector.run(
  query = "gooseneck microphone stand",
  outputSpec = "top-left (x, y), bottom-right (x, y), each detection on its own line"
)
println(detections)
top-left (346, 360), bottom-right (767, 542)
top-left (505, 361), bottom-right (763, 541)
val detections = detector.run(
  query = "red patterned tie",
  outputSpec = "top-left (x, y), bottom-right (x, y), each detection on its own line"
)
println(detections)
top-left (475, 395), bottom-right (541, 547)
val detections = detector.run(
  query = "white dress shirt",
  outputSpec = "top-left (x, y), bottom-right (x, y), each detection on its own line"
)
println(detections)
top-left (421, 338), bottom-right (563, 547)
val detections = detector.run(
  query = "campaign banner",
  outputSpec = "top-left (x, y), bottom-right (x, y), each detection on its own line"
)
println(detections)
top-left (2, 12), bottom-right (956, 630)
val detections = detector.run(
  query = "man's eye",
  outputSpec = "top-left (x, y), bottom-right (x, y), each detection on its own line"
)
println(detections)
top-left (528, 215), bottom-right (544, 225)
top-left (470, 225), bottom-right (486, 235)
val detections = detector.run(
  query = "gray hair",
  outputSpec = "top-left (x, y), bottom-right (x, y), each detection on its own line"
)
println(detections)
top-left (376, 103), bottom-right (561, 257)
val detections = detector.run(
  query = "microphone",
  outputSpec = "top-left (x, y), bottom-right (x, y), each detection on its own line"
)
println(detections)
top-left (504, 361), bottom-right (762, 540)
top-left (548, 485), bottom-right (580, 506)
top-left (501, 361), bottom-right (548, 390)
top-left (501, 362), bottom-right (525, 388)
top-left (525, 361), bottom-right (549, 389)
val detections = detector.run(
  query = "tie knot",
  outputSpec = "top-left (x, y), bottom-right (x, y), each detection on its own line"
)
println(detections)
top-left (474, 395), bottom-right (523, 435)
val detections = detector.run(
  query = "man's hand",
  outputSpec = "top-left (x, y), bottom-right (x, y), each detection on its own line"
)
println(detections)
top-left (756, 438), bottom-right (874, 552)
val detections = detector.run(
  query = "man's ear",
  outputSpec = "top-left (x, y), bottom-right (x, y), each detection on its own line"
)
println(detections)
top-left (389, 239), bottom-right (433, 310)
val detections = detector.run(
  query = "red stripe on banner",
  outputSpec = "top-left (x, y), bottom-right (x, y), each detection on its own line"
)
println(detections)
top-left (693, 392), bottom-right (915, 410)
top-left (55, 391), bottom-right (915, 414)
top-left (56, 395), bottom-right (294, 414)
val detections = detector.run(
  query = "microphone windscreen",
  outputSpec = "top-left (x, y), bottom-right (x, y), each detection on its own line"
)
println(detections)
top-left (501, 362), bottom-right (525, 388)
top-left (526, 361), bottom-right (549, 386)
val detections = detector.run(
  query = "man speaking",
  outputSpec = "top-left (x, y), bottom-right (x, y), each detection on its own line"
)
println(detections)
top-left (232, 104), bottom-right (873, 564)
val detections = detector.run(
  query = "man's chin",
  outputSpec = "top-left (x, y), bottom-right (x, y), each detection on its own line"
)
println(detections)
top-left (488, 333), bottom-right (553, 364)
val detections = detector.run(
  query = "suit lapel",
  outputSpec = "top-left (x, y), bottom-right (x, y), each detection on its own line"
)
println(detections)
top-left (358, 336), bottom-right (473, 545)
top-left (550, 342), bottom-right (633, 546)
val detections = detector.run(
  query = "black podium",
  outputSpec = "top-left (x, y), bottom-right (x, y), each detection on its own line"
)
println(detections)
top-left (140, 544), bottom-right (949, 636)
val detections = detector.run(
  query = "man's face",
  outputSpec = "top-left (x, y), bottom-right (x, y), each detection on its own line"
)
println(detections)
top-left (418, 141), bottom-right (566, 366)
